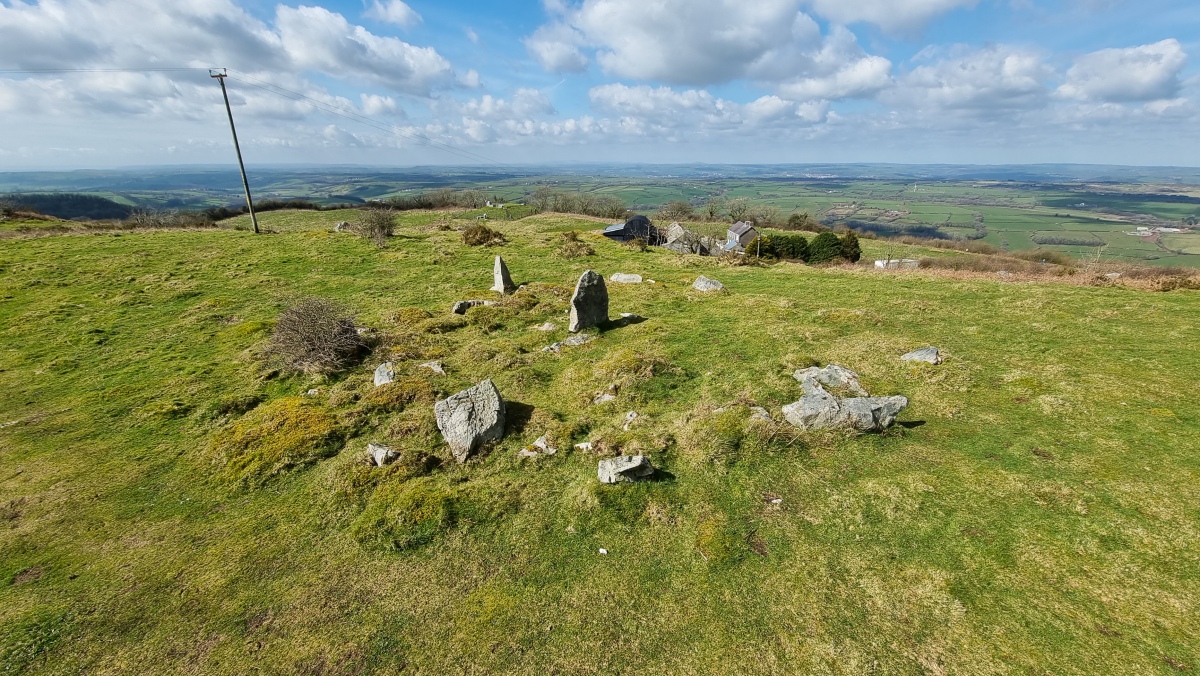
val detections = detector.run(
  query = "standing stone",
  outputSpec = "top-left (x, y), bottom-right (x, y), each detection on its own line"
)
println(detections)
top-left (900, 347), bottom-right (943, 365)
top-left (569, 270), bottom-right (609, 332)
top-left (434, 379), bottom-right (506, 463)
top-left (491, 255), bottom-right (516, 294)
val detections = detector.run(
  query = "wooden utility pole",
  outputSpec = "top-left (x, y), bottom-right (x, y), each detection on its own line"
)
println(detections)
top-left (210, 69), bottom-right (259, 234)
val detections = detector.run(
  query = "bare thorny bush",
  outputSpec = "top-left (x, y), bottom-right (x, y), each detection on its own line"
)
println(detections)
top-left (266, 297), bottom-right (367, 376)
top-left (356, 207), bottom-right (396, 248)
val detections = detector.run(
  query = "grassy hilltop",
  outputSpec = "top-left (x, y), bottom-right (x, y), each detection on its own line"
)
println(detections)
top-left (1, 209), bottom-right (1198, 673)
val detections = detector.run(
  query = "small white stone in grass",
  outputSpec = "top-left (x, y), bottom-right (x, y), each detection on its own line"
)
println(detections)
top-left (306, 389), bottom-right (320, 396)
top-left (518, 448), bottom-right (540, 458)
top-left (623, 411), bottom-right (638, 431)
top-left (418, 361), bottom-right (446, 375)
top-left (598, 548), bottom-right (608, 555)
top-left (770, 498), bottom-right (783, 505)
top-left (575, 442), bottom-right (593, 452)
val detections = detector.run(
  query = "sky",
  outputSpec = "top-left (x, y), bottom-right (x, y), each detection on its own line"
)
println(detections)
top-left (0, 0), bottom-right (1197, 169)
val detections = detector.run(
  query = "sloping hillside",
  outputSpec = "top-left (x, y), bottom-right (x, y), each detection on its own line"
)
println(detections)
top-left (1, 210), bottom-right (1197, 673)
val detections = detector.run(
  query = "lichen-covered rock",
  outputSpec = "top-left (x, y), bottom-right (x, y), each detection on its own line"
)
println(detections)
top-left (793, 364), bottom-right (868, 397)
top-left (610, 273), bottom-right (643, 284)
top-left (569, 270), bottom-right (609, 332)
top-left (451, 300), bottom-right (496, 315)
top-left (543, 333), bottom-right (595, 353)
top-left (418, 360), bottom-right (446, 375)
top-left (598, 455), bottom-right (655, 484)
top-left (692, 275), bottom-right (724, 292)
top-left (782, 386), bottom-right (908, 433)
top-left (434, 380), bottom-right (506, 463)
top-left (374, 362), bottom-right (396, 387)
top-left (368, 443), bottom-right (398, 467)
top-left (900, 346), bottom-right (943, 365)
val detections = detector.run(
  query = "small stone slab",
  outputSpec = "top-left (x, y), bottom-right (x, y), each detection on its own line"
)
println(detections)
top-left (533, 435), bottom-right (558, 455)
top-left (693, 275), bottom-right (724, 292)
top-left (569, 270), bottom-right (609, 332)
top-left (368, 443), bottom-right (399, 467)
top-left (543, 333), bottom-right (596, 353)
top-left (334, 221), bottom-right (351, 232)
top-left (593, 393), bottom-right (617, 405)
top-left (374, 362), bottom-right (396, 387)
top-left (623, 411), bottom-right (639, 431)
top-left (598, 455), bottom-right (655, 484)
top-left (418, 360), bottom-right (446, 375)
top-left (491, 255), bottom-right (516, 294)
top-left (749, 406), bottom-right (772, 423)
top-left (610, 273), bottom-right (643, 284)
top-left (574, 442), bottom-right (594, 452)
top-left (534, 322), bottom-right (558, 331)
top-left (434, 380), bottom-right (506, 463)
top-left (900, 347), bottom-right (943, 365)
top-left (452, 300), bottom-right (496, 315)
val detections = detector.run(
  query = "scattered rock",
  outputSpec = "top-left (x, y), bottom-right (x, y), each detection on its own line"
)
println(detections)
top-left (692, 275), bottom-right (724, 292)
top-left (533, 435), bottom-right (558, 455)
top-left (534, 322), bottom-right (558, 331)
top-left (518, 448), bottom-right (540, 459)
top-left (452, 300), bottom-right (496, 315)
top-left (623, 411), bottom-right (639, 431)
top-left (569, 270), bottom-right (609, 332)
top-left (543, 333), bottom-right (596, 353)
top-left (593, 393), bottom-right (617, 405)
top-left (750, 406), bottom-right (772, 423)
top-left (793, 364), bottom-right (868, 397)
top-left (901, 346), bottom-right (943, 365)
top-left (306, 389), bottom-right (320, 397)
top-left (418, 360), bottom-right (446, 375)
top-left (374, 362), bottom-right (396, 387)
top-left (619, 312), bottom-right (642, 320)
top-left (334, 221), bottom-right (351, 232)
top-left (1105, 272), bottom-right (1123, 280)
top-left (434, 380), bottom-right (506, 463)
top-left (598, 548), bottom-right (608, 555)
top-left (782, 386), bottom-right (908, 433)
top-left (598, 455), bottom-right (655, 484)
top-left (610, 273), bottom-right (643, 284)
top-left (356, 327), bottom-right (376, 337)
top-left (575, 442), bottom-right (594, 452)
top-left (491, 255), bottom-right (516, 294)
top-left (368, 443), bottom-right (399, 467)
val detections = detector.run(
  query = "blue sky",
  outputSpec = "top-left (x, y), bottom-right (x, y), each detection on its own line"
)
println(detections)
top-left (0, 0), bottom-right (1197, 168)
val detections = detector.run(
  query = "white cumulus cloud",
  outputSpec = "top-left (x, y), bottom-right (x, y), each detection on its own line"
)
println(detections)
top-left (364, 0), bottom-right (422, 28)
top-left (1057, 39), bottom-right (1187, 102)
top-left (890, 45), bottom-right (1051, 111)
top-left (803, 0), bottom-right (978, 32)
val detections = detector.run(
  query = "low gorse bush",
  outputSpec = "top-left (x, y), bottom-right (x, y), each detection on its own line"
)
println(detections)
top-left (462, 223), bottom-right (506, 246)
top-left (556, 230), bottom-right (595, 258)
top-left (266, 297), bottom-right (366, 376)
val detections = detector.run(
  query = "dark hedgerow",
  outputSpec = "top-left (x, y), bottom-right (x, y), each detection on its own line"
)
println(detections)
top-left (808, 232), bottom-right (844, 264)
top-left (840, 230), bottom-right (862, 263)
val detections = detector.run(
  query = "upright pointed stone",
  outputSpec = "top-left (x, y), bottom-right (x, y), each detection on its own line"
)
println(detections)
top-left (491, 255), bottom-right (516, 294)
top-left (569, 269), bottom-right (608, 332)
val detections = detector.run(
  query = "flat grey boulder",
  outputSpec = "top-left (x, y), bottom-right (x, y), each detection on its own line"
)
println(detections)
top-left (434, 379), bottom-right (506, 463)
top-left (610, 273), bottom-right (643, 284)
top-left (598, 455), bottom-right (655, 484)
top-left (693, 275), bottom-right (724, 292)
top-left (452, 300), bottom-right (496, 315)
top-left (368, 443), bottom-right (399, 467)
top-left (782, 380), bottom-right (907, 433)
top-left (418, 360), bottom-right (446, 375)
top-left (543, 333), bottom-right (595, 353)
top-left (569, 270), bottom-right (609, 332)
top-left (374, 362), bottom-right (396, 387)
top-left (901, 346), bottom-right (943, 365)
top-left (491, 255), bottom-right (516, 294)
top-left (793, 364), bottom-right (868, 397)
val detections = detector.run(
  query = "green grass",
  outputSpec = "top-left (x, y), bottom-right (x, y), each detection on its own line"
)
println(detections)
top-left (1, 209), bottom-right (1198, 673)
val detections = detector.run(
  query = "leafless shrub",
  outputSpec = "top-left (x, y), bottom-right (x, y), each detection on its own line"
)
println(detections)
top-left (357, 208), bottom-right (395, 248)
top-left (266, 298), bottom-right (366, 376)
top-left (123, 208), bottom-right (212, 230)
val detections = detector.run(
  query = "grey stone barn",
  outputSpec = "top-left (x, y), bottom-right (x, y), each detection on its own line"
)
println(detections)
top-left (603, 215), bottom-right (662, 244)
top-left (722, 221), bottom-right (758, 253)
